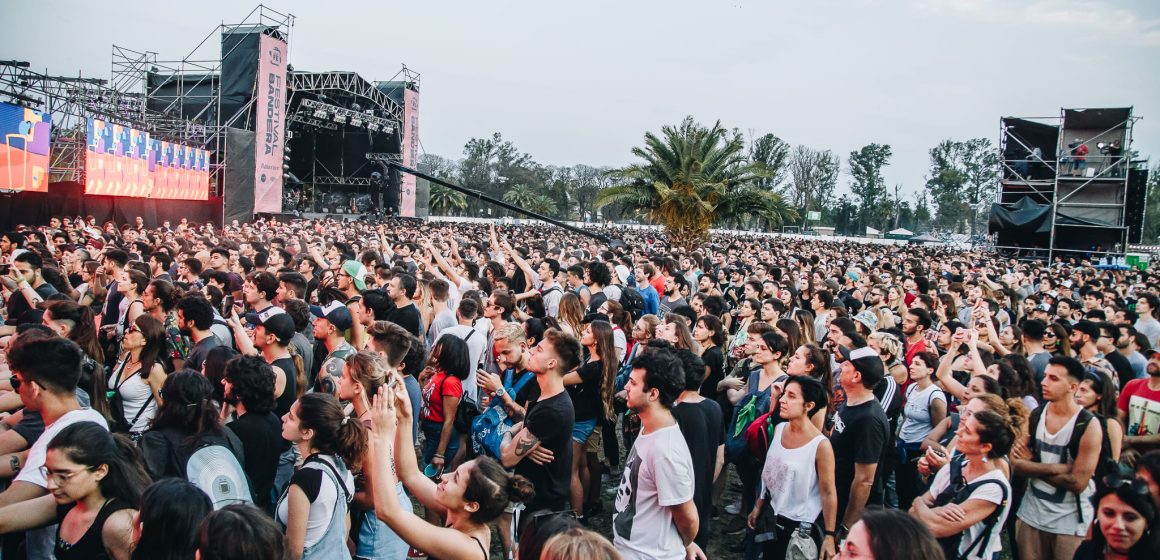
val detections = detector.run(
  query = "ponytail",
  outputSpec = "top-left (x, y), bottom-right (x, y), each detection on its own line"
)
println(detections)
top-left (287, 344), bottom-right (306, 399)
top-left (464, 456), bottom-right (536, 524)
top-left (296, 393), bottom-right (368, 469)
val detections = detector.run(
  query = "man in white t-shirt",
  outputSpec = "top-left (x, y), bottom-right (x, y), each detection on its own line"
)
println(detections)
top-left (613, 346), bottom-right (704, 560)
top-left (0, 334), bottom-right (109, 559)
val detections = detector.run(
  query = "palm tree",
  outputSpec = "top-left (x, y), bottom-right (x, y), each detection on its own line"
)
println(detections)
top-left (596, 116), bottom-right (796, 249)
top-left (429, 184), bottom-right (467, 216)
top-left (502, 184), bottom-right (540, 210)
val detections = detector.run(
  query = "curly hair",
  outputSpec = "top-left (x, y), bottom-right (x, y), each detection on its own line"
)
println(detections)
top-left (223, 355), bottom-right (276, 415)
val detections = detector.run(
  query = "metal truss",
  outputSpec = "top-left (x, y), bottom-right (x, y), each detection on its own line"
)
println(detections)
top-left (290, 71), bottom-right (403, 124)
top-left (314, 176), bottom-right (371, 186)
top-left (294, 98), bottom-right (395, 133)
top-left (366, 152), bottom-right (402, 165)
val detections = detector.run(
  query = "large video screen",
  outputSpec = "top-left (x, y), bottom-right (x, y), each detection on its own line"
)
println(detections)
top-left (0, 102), bottom-right (52, 192)
top-left (86, 118), bottom-right (210, 200)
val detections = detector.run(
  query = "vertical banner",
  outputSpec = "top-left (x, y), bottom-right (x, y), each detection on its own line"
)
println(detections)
top-left (253, 34), bottom-right (287, 213)
top-left (400, 87), bottom-right (420, 217)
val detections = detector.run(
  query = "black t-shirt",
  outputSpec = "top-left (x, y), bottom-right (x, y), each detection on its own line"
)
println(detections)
top-left (1104, 351), bottom-right (1136, 390)
top-left (384, 303), bottom-right (423, 338)
top-left (673, 398), bottom-right (723, 549)
top-left (587, 290), bottom-right (607, 315)
top-left (184, 336), bottom-right (222, 373)
top-left (513, 370), bottom-right (540, 407)
top-left (515, 391), bottom-right (574, 513)
top-left (271, 356), bottom-right (298, 418)
top-left (228, 411), bottom-right (284, 510)
top-left (699, 346), bottom-right (725, 401)
top-left (567, 361), bottom-right (604, 422)
top-left (830, 398), bottom-right (890, 519)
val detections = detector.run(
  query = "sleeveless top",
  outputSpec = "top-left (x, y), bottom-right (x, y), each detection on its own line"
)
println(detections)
top-left (54, 499), bottom-right (134, 560)
top-left (1016, 407), bottom-right (1095, 536)
top-left (271, 355), bottom-right (298, 417)
top-left (109, 358), bottom-right (157, 433)
top-left (760, 423), bottom-right (825, 522)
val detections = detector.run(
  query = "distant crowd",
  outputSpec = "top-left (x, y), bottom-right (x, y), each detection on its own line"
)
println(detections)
top-left (0, 214), bottom-right (1157, 560)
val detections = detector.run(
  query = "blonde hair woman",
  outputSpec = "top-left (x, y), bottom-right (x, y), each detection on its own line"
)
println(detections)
top-left (868, 331), bottom-right (907, 385)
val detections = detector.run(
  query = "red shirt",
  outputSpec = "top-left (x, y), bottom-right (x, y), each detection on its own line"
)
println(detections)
top-left (905, 337), bottom-right (927, 367)
top-left (1118, 378), bottom-right (1160, 436)
top-left (421, 371), bottom-right (464, 424)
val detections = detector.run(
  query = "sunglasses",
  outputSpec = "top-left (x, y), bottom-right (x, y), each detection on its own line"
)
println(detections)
top-left (1102, 472), bottom-right (1151, 498)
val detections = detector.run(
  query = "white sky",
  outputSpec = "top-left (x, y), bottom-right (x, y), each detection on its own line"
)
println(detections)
top-left (4, 0), bottom-right (1158, 200)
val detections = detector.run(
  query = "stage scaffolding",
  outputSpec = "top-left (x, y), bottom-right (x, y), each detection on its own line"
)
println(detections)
top-left (992, 107), bottom-right (1141, 261)
top-left (1, 5), bottom-right (294, 194)
top-left (109, 4), bottom-right (295, 196)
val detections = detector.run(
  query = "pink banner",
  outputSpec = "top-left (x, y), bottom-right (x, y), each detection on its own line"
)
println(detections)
top-left (400, 87), bottom-right (419, 217)
top-left (254, 34), bottom-right (287, 213)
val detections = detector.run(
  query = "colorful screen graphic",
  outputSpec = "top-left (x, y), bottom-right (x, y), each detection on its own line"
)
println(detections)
top-left (86, 118), bottom-right (209, 200)
top-left (0, 102), bottom-right (52, 192)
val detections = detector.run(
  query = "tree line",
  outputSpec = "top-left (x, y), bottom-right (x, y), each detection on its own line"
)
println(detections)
top-left (417, 116), bottom-right (1013, 239)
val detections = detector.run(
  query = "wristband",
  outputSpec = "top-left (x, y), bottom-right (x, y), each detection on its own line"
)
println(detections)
top-left (824, 529), bottom-right (836, 537)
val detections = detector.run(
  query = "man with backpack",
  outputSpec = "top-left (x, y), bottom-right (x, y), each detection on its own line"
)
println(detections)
top-left (1012, 356), bottom-right (1104, 560)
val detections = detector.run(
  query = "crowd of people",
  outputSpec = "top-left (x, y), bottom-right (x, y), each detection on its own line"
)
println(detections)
top-left (0, 214), bottom-right (1157, 560)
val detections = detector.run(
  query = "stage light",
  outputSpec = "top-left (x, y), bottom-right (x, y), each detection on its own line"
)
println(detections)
top-left (350, 117), bottom-right (363, 127)
top-left (313, 109), bottom-right (326, 118)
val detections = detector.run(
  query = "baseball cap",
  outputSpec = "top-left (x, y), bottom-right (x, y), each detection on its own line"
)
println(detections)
top-left (309, 300), bottom-right (353, 332)
top-left (341, 260), bottom-right (368, 291)
top-left (839, 345), bottom-right (885, 387)
top-left (245, 306), bottom-right (295, 343)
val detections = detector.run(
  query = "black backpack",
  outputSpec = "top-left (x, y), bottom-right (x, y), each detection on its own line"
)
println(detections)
top-left (1027, 406), bottom-right (1115, 523)
top-left (619, 286), bottom-right (645, 319)
top-left (931, 455), bottom-right (1009, 560)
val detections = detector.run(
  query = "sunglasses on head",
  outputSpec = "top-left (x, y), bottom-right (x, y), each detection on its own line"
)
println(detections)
top-left (1102, 472), bottom-right (1151, 498)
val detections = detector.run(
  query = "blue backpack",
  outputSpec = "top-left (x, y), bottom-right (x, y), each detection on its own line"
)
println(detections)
top-left (471, 370), bottom-right (535, 459)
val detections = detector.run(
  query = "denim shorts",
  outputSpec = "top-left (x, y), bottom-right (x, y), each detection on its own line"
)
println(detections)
top-left (420, 419), bottom-right (459, 470)
top-left (572, 418), bottom-right (597, 445)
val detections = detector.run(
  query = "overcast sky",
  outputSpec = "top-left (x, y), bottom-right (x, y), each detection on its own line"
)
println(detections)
top-left (4, 0), bottom-right (1158, 200)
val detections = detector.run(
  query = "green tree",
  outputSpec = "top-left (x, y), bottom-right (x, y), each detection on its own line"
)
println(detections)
top-left (913, 191), bottom-right (933, 232)
top-left (748, 133), bottom-right (791, 191)
top-left (1142, 163), bottom-right (1160, 243)
top-left (785, 145), bottom-right (840, 228)
top-left (571, 164), bottom-right (613, 222)
top-left (924, 138), bottom-right (999, 234)
top-left (502, 184), bottom-right (541, 210)
top-left (596, 116), bottom-right (795, 250)
top-left (459, 132), bottom-right (547, 217)
top-left (848, 143), bottom-right (893, 233)
top-left (428, 184), bottom-right (467, 216)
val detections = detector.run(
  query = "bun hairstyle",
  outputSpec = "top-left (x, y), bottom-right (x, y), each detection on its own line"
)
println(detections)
top-left (464, 456), bottom-right (535, 524)
top-left (970, 393), bottom-right (1029, 444)
top-left (972, 410), bottom-right (1018, 459)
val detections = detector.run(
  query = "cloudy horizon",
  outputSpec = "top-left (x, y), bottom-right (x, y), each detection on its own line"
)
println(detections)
top-left (4, 0), bottom-right (1157, 202)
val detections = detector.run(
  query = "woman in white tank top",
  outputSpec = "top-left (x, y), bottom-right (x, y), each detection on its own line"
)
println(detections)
top-left (109, 315), bottom-right (168, 436)
top-left (748, 375), bottom-right (838, 560)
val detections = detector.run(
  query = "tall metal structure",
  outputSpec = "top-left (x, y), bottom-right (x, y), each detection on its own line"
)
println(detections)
top-left (1, 5), bottom-right (294, 193)
top-left (992, 107), bottom-right (1140, 261)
